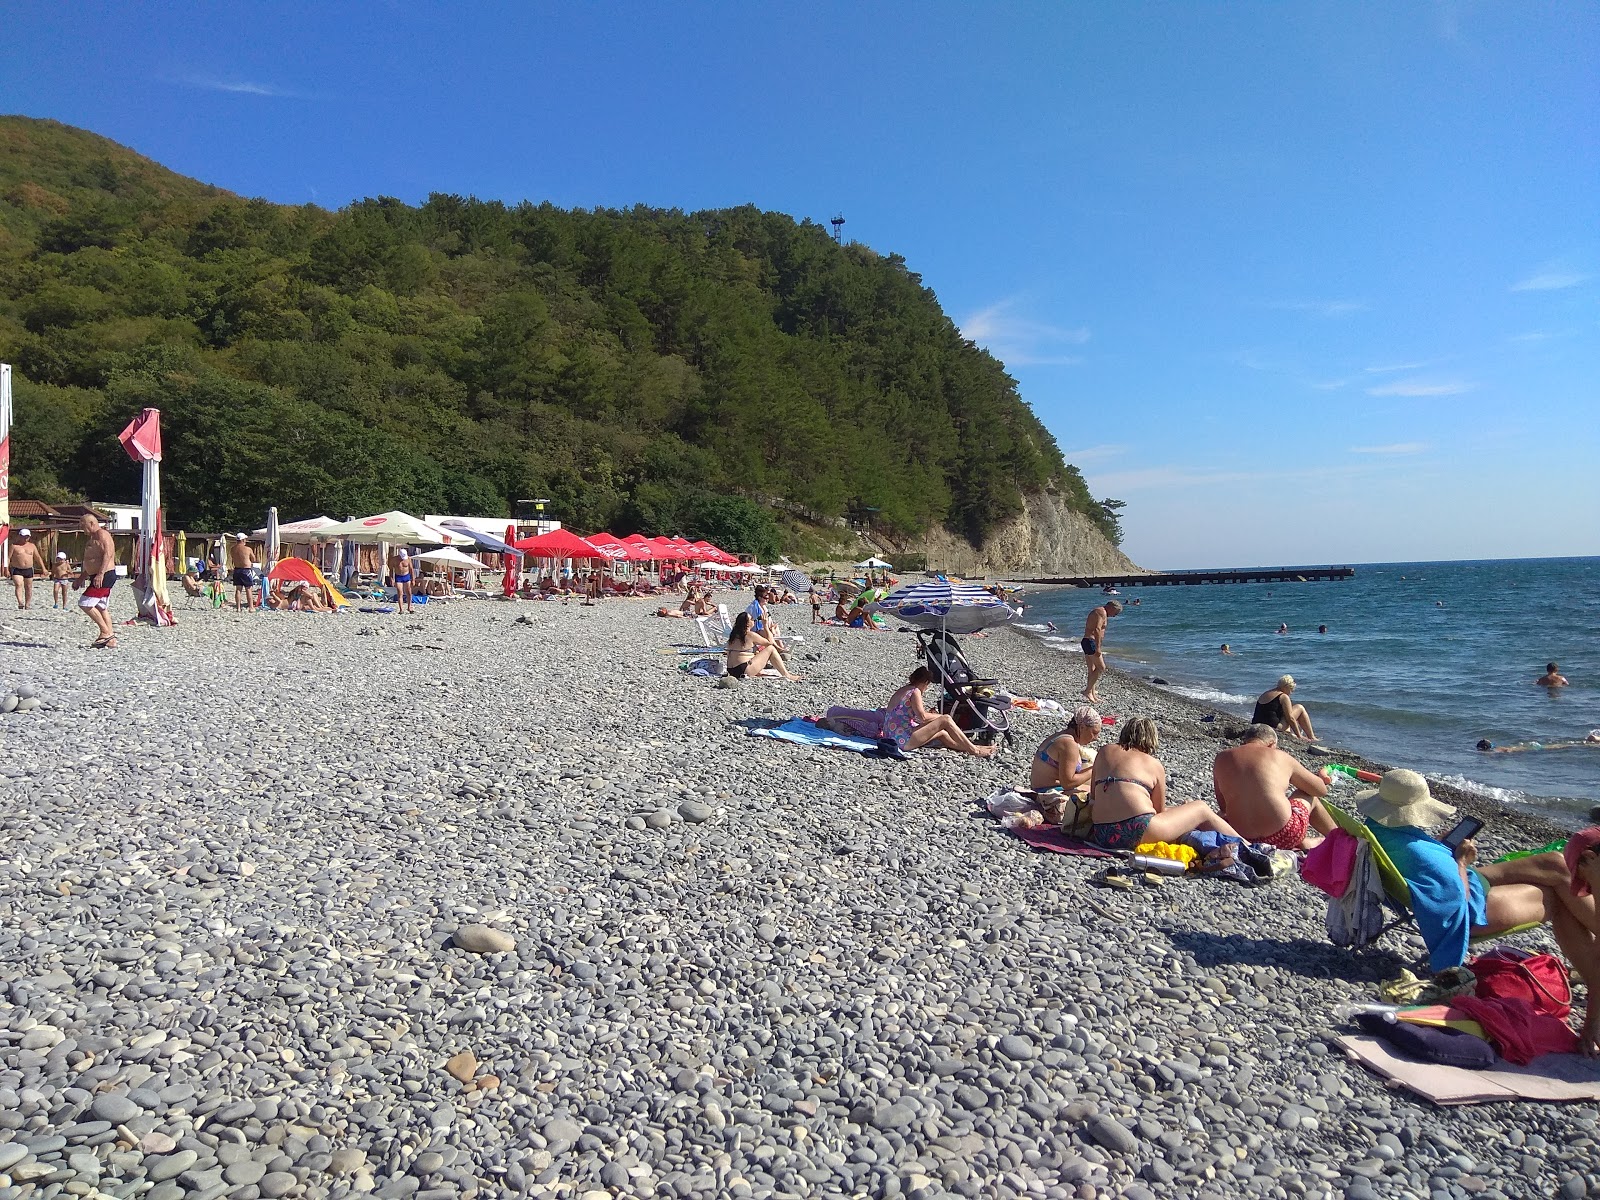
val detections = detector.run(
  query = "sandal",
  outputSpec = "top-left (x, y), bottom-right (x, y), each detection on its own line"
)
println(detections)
top-left (90, 637), bottom-right (109, 648)
top-left (96, 637), bottom-right (118, 650)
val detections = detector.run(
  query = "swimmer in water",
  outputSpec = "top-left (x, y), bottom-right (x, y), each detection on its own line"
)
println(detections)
top-left (1435, 600), bottom-right (1444, 607)
top-left (1045, 621), bottom-right (1058, 633)
top-left (1476, 731), bottom-right (1600, 754)
top-left (1318, 624), bottom-right (1327, 634)
top-left (1275, 623), bottom-right (1289, 635)
top-left (1220, 644), bottom-right (1234, 655)
top-left (1536, 662), bottom-right (1569, 688)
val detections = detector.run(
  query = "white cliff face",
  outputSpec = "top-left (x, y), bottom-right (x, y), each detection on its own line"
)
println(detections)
top-left (906, 491), bottom-right (1145, 576)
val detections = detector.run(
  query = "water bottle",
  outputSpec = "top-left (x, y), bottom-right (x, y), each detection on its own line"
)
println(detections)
top-left (1333, 1003), bottom-right (1398, 1022)
top-left (1132, 854), bottom-right (1188, 876)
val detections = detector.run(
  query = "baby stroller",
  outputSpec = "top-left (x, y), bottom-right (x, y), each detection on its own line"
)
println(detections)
top-left (914, 628), bottom-right (1014, 748)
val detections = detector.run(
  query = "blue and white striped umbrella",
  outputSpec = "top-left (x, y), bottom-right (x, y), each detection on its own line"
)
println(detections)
top-left (871, 580), bottom-right (1018, 634)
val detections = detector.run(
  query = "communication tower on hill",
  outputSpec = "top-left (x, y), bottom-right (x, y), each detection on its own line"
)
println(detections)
top-left (830, 215), bottom-right (845, 243)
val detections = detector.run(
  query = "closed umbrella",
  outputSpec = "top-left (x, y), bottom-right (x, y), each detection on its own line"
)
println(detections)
top-left (871, 580), bottom-right (1017, 636)
top-left (503, 524), bottom-right (519, 598)
top-left (263, 506), bottom-right (280, 609)
top-left (117, 407), bottom-right (174, 627)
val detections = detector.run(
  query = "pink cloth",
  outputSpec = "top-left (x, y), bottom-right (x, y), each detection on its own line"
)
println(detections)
top-left (1447, 996), bottom-right (1579, 1065)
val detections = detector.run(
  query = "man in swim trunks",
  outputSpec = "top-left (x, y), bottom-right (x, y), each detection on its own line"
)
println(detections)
top-left (227, 534), bottom-right (257, 612)
top-left (73, 512), bottom-right (119, 648)
top-left (7, 528), bottom-right (44, 609)
top-left (1213, 724), bottom-right (1334, 850)
top-left (388, 545), bottom-right (414, 614)
top-left (1536, 662), bottom-right (1568, 688)
top-left (1080, 600), bottom-right (1121, 704)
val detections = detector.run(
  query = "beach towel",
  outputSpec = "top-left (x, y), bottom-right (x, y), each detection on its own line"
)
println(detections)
top-left (746, 718), bottom-right (902, 758)
top-left (1009, 826), bottom-right (1119, 858)
top-left (1338, 1035), bottom-right (1600, 1105)
top-left (1327, 841), bottom-right (1387, 949)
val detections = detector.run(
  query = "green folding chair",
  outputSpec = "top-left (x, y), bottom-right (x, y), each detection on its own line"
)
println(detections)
top-left (1324, 802), bottom-right (1541, 945)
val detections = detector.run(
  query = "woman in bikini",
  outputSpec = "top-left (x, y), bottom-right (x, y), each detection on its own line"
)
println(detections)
top-left (725, 612), bottom-right (802, 681)
top-left (1088, 716), bottom-right (1244, 850)
top-left (1030, 705), bottom-right (1102, 794)
top-left (880, 667), bottom-right (996, 758)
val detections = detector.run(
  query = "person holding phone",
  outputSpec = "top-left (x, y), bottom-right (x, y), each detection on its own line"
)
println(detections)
top-left (1360, 772), bottom-right (1600, 1000)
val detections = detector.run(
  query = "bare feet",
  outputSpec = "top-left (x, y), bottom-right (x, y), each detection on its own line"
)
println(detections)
top-left (974, 745), bottom-right (998, 758)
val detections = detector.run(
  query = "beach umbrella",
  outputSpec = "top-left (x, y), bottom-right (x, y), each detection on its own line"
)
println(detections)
top-left (416, 547), bottom-right (492, 570)
top-left (0, 364), bottom-right (10, 572)
top-left (175, 530), bottom-right (187, 574)
top-left (781, 569), bottom-right (812, 593)
top-left (872, 579), bottom-right (1018, 636)
top-left (263, 507), bottom-right (280, 608)
top-left (504, 524), bottom-right (519, 597)
top-left (310, 511), bottom-right (460, 544)
top-left (855, 556), bottom-right (894, 570)
top-left (117, 407), bottom-right (175, 627)
top-left (512, 528), bottom-right (609, 559)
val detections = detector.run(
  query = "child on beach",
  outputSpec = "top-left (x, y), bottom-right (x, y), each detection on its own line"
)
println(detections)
top-left (51, 553), bottom-right (73, 608)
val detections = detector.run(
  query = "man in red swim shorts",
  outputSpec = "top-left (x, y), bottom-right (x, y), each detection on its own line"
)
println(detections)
top-left (1213, 724), bottom-right (1335, 850)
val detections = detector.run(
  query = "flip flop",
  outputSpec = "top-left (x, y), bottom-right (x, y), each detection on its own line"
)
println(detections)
top-left (90, 637), bottom-right (109, 648)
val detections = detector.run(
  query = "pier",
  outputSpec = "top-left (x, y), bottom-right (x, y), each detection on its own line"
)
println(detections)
top-left (1022, 565), bottom-right (1356, 588)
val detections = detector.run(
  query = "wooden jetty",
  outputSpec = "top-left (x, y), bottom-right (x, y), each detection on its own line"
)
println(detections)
top-left (1023, 566), bottom-right (1356, 588)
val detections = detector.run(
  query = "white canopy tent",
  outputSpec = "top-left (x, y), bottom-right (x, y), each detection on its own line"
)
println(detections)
top-left (307, 511), bottom-right (462, 545)
top-left (855, 556), bottom-right (894, 570)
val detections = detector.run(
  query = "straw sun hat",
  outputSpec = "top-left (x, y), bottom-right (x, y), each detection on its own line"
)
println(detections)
top-left (1356, 769), bottom-right (1457, 830)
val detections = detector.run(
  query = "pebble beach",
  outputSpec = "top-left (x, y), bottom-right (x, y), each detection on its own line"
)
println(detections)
top-left (0, 594), bottom-right (1595, 1200)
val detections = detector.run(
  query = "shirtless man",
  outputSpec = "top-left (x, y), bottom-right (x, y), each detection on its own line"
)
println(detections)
top-left (51, 552), bottom-right (73, 608)
top-left (1080, 599), bottom-right (1122, 704)
top-left (73, 513), bottom-right (118, 648)
top-left (388, 546), bottom-right (414, 614)
top-left (1536, 662), bottom-right (1569, 688)
top-left (1213, 724), bottom-right (1334, 850)
top-left (7, 528), bottom-right (44, 609)
top-left (228, 534), bottom-right (256, 612)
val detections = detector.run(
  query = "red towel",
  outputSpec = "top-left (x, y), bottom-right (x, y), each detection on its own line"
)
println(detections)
top-left (1446, 996), bottom-right (1579, 1065)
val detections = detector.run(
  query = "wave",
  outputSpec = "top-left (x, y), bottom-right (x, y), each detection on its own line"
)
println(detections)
top-left (1427, 773), bottom-right (1530, 807)
top-left (1162, 683), bottom-right (1252, 707)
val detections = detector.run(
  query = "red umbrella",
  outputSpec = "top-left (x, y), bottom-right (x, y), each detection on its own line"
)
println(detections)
top-left (503, 524), bottom-right (519, 598)
top-left (514, 528), bottom-right (609, 559)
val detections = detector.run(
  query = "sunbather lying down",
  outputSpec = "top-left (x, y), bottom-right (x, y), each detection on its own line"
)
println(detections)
top-left (1359, 770), bottom-right (1600, 1055)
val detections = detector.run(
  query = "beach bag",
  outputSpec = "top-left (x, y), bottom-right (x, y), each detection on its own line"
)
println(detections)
top-left (1469, 947), bottom-right (1571, 1020)
top-left (1034, 789), bottom-right (1093, 838)
top-left (1300, 826), bottom-right (1359, 897)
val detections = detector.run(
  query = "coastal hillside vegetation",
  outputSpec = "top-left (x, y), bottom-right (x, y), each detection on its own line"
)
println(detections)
top-left (0, 117), bottom-right (1120, 556)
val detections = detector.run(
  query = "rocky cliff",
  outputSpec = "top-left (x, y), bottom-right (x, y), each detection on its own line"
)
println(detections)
top-left (903, 490), bottom-right (1145, 577)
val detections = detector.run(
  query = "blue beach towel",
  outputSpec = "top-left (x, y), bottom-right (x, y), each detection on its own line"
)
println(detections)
top-left (746, 719), bottom-right (905, 759)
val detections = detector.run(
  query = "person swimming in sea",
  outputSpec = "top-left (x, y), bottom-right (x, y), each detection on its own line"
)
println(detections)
top-left (1275, 623), bottom-right (1289, 635)
top-left (1318, 624), bottom-right (1328, 634)
top-left (1220, 644), bottom-right (1234, 655)
top-left (1476, 731), bottom-right (1600, 754)
top-left (1536, 662), bottom-right (1569, 688)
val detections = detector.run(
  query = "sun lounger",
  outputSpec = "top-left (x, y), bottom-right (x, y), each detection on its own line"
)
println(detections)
top-left (1324, 802), bottom-right (1541, 947)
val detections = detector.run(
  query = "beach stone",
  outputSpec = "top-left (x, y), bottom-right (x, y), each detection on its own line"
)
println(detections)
top-left (599, 1162), bottom-right (629, 1188)
top-left (678, 800), bottom-right (713, 823)
top-left (329, 1148), bottom-right (367, 1175)
top-left (225, 1161), bottom-right (268, 1186)
top-left (1088, 1116), bottom-right (1140, 1155)
top-left (998, 1034), bottom-right (1037, 1061)
top-left (644, 810), bottom-right (673, 829)
top-left (145, 1151), bottom-right (198, 1182)
top-left (90, 1094), bottom-right (142, 1124)
top-left (259, 1170), bottom-right (298, 1197)
top-left (452, 925), bottom-right (514, 954)
top-left (0, 1145), bottom-right (29, 1171)
top-left (444, 1051), bottom-right (478, 1083)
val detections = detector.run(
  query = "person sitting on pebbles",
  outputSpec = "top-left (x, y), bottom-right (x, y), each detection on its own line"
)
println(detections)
top-left (724, 611), bottom-right (802, 681)
top-left (1212, 724), bottom-right (1335, 850)
top-left (1359, 772), bottom-right (1600, 1037)
top-left (1030, 705), bottom-right (1102, 796)
top-left (1252, 674), bottom-right (1318, 742)
top-left (879, 667), bottom-right (996, 758)
top-left (1087, 717), bottom-right (1245, 850)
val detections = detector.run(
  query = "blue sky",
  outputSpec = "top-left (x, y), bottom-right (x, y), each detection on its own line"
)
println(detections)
top-left (4, 2), bottom-right (1597, 568)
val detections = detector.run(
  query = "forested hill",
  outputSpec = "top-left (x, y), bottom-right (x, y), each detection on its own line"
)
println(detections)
top-left (0, 116), bottom-right (1119, 557)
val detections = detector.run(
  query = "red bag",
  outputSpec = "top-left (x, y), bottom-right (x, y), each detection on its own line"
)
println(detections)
top-left (1300, 826), bottom-right (1358, 897)
top-left (1469, 947), bottom-right (1571, 1020)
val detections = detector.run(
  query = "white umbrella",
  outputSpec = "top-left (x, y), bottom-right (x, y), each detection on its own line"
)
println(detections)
top-left (415, 547), bottom-right (491, 570)
top-left (855, 556), bottom-right (894, 570)
top-left (117, 408), bottom-right (175, 627)
top-left (871, 580), bottom-right (1017, 636)
top-left (0, 364), bottom-right (11, 573)
top-left (308, 511), bottom-right (461, 545)
top-left (264, 507), bottom-right (280, 605)
top-left (251, 514), bottom-right (339, 538)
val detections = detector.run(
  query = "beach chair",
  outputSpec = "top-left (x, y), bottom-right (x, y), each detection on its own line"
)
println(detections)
top-left (695, 605), bottom-right (733, 647)
top-left (1323, 803), bottom-right (1541, 947)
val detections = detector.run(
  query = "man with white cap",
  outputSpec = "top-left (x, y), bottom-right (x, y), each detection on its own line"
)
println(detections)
top-left (51, 551), bottom-right (72, 608)
top-left (7, 528), bottom-right (44, 609)
top-left (227, 533), bottom-right (257, 612)
top-left (1360, 770), bottom-right (1599, 984)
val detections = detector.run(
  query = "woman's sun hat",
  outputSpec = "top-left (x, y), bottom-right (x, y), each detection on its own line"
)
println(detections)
top-left (1356, 769), bottom-right (1457, 830)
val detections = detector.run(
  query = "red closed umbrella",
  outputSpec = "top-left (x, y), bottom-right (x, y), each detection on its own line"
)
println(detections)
top-left (503, 524), bottom-right (519, 597)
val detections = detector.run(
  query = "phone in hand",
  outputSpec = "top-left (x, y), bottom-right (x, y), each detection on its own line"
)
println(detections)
top-left (1441, 816), bottom-right (1484, 850)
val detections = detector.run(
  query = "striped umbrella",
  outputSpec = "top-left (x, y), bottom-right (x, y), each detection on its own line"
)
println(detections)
top-left (871, 580), bottom-right (1018, 635)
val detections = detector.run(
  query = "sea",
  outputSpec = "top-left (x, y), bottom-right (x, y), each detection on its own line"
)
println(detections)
top-left (1016, 557), bottom-right (1599, 825)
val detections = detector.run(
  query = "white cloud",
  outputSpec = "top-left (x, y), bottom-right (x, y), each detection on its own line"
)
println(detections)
top-left (1364, 361), bottom-right (1429, 374)
top-left (1510, 268), bottom-right (1590, 292)
top-left (960, 298), bottom-right (1089, 366)
top-left (1365, 379), bottom-right (1474, 398)
top-left (175, 76), bottom-right (307, 99)
top-left (1350, 442), bottom-right (1430, 455)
